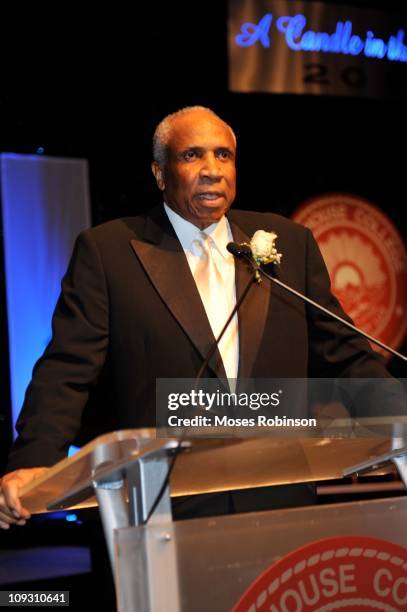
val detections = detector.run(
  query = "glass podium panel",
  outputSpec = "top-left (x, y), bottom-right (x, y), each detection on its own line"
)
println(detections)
top-left (115, 496), bottom-right (407, 612)
top-left (21, 435), bottom-right (397, 513)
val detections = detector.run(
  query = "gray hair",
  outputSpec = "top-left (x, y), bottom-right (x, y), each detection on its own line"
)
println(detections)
top-left (152, 106), bottom-right (236, 166)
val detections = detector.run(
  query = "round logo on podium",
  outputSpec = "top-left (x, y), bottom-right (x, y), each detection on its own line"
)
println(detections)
top-left (232, 535), bottom-right (407, 611)
top-left (292, 194), bottom-right (407, 357)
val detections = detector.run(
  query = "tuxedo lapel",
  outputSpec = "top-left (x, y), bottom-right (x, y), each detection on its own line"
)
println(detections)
top-left (130, 205), bottom-right (227, 380)
top-left (228, 219), bottom-right (271, 379)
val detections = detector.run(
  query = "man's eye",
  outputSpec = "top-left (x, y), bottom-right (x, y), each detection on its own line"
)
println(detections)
top-left (217, 150), bottom-right (232, 160)
top-left (183, 150), bottom-right (197, 161)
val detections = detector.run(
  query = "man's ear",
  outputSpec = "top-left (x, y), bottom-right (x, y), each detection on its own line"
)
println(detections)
top-left (151, 161), bottom-right (165, 191)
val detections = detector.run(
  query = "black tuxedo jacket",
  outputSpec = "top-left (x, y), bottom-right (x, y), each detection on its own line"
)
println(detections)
top-left (6, 204), bottom-right (389, 471)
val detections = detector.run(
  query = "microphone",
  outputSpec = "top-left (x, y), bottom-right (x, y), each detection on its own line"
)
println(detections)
top-left (226, 242), bottom-right (252, 259)
top-left (227, 241), bottom-right (407, 362)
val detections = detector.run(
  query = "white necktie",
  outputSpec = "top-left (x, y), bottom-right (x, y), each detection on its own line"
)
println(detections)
top-left (192, 232), bottom-right (238, 381)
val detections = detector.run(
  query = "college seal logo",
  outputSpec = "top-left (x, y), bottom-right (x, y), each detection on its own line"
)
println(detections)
top-left (292, 194), bottom-right (407, 357)
top-left (232, 535), bottom-right (407, 611)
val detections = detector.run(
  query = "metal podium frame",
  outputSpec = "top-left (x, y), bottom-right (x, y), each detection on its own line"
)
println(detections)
top-left (19, 429), bottom-right (407, 611)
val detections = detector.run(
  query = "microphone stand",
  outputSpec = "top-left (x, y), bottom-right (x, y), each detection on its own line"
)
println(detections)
top-left (142, 266), bottom-right (260, 524)
top-left (195, 271), bottom-right (260, 381)
top-left (144, 241), bottom-right (407, 521)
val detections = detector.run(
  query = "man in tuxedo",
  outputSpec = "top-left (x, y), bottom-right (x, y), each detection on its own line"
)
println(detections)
top-left (0, 105), bottom-right (393, 529)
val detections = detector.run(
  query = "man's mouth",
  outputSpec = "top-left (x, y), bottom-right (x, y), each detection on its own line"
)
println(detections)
top-left (195, 192), bottom-right (224, 201)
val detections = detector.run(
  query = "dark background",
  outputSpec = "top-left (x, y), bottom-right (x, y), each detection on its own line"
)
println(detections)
top-left (1, 0), bottom-right (407, 464)
top-left (0, 0), bottom-right (405, 224)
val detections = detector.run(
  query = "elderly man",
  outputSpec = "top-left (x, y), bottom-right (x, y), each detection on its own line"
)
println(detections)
top-left (0, 106), bottom-right (391, 528)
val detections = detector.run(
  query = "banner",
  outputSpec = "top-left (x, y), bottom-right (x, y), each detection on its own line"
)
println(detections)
top-left (229, 0), bottom-right (407, 98)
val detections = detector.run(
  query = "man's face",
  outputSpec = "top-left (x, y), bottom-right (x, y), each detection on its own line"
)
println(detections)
top-left (152, 110), bottom-right (236, 229)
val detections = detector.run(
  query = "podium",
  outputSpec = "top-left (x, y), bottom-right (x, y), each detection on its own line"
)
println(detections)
top-left (20, 429), bottom-right (407, 611)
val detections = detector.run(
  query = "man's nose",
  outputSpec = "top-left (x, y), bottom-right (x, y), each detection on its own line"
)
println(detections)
top-left (199, 154), bottom-right (222, 181)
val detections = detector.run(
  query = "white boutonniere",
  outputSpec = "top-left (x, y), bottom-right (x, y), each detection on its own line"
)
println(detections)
top-left (250, 230), bottom-right (282, 266)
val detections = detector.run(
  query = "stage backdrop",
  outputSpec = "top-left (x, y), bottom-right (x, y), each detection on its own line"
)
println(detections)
top-left (0, 154), bottom-right (91, 435)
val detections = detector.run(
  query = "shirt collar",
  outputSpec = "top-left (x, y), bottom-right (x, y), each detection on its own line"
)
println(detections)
top-left (164, 202), bottom-right (233, 260)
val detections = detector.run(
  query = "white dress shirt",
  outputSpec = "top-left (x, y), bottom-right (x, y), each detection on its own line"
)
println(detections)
top-left (164, 203), bottom-right (239, 381)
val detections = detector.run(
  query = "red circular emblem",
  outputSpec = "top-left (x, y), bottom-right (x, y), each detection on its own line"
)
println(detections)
top-left (232, 535), bottom-right (407, 611)
top-left (292, 194), bottom-right (407, 358)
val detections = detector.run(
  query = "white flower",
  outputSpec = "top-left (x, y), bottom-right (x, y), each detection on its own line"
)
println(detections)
top-left (250, 230), bottom-right (282, 265)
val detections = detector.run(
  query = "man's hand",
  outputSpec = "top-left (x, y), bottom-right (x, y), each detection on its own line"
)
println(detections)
top-left (0, 468), bottom-right (50, 529)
